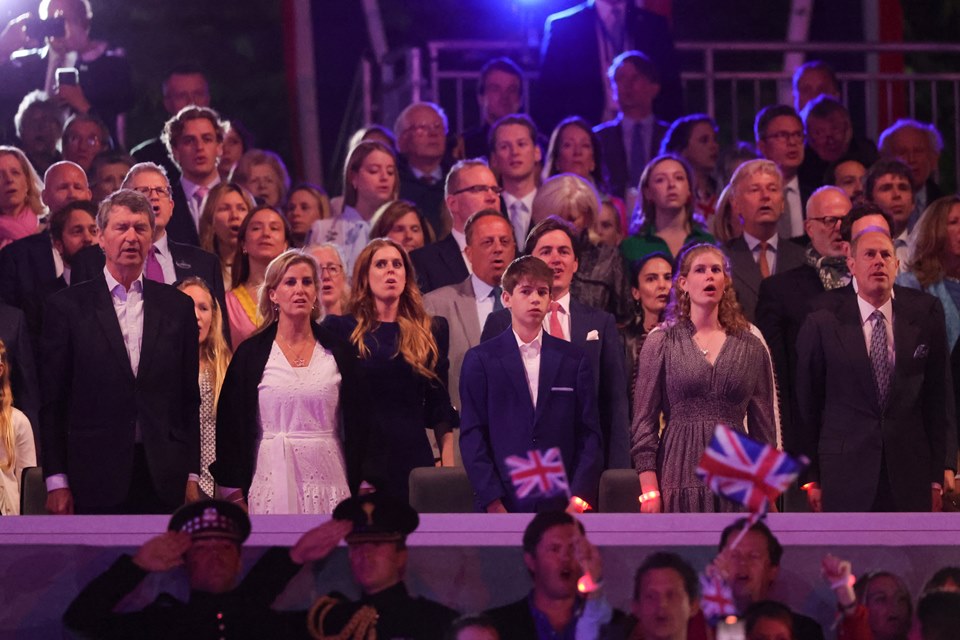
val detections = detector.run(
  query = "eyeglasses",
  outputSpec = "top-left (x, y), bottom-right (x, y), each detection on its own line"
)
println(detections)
top-left (808, 216), bottom-right (843, 227)
top-left (66, 134), bottom-right (103, 147)
top-left (406, 122), bottom-right (444, 134)
top-left (318, 264), bottom-right (343, 276)
top-left (134, 186), bottom-right (171, 198)
top-left (452, 184), bottom-right (503, 196)
top-left (764, 131), bottom-right (804, 144)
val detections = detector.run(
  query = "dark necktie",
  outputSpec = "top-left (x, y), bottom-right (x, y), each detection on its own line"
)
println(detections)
top-left (869, 310), bottom-right (891, 408)
top-left (630, 122), bottom-right (646, 188)
top-left (491, 286), bottom-right (503, 312)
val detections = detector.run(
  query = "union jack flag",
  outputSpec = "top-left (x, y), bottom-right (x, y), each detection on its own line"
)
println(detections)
top-left (505, 448), bottom-right (570, 499)
top-left (699, 571), bottom-right (737, 622)
top-left (696, 424), bottom-right (808, 513)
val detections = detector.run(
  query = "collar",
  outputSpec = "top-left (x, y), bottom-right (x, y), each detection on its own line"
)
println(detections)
top-left (502, 188), bottom-right (537, 211)
top-left (339, 205), bottom-right (365, 223)
top-left (856, 291), bottom-right (894, 327)
top-left (552, 291), bottom-right (571, 313)
top-left (152, 233), bottom-right (169, 256)
top-left (451, 228), bottom-right (467, 253)
top-left (742, 230), bottom-right (779, 252)
top-left (409, 165), bottom-right (443, 182)
top-left (471, 273), bottom-right (495, 300)
top-left (103, 265), bottom-right (144, 295)
top-left (783, 175), bottom-right (800, 192)
top-left (359, 581), bottom-right (409, 607)
top-left (514, 328), bottom-right (544, 351)
top-left (180, 174), bottom-right (220, 198)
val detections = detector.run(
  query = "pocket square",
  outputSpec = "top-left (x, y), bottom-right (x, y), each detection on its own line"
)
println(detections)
top-left (914, 344), bottom-right (929, 359)
top-left (551, 387), bottom-right (574, 392)
top-left (586, 329), bottom-right (599, 341)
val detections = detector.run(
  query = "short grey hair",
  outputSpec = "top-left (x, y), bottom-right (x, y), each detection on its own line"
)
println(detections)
top-left (878, 118), bottom-right (944, 156)
top-left (97, 189), bottom-right (156, 230)
top-left (121, 162), bottom-right (172, 193)
top-left (729, 159), bottom-right (783, 198)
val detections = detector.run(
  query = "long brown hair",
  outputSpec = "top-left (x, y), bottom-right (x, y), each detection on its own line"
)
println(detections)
top-left (0, 339), bottom-right (16, 473)
top-left (349, 238), bottom-right (439, 380)
top-left (909, 195), bottom-right (960, 286)
top-left (177, 278), bottom-right (231, 408)
top-left (343, 141), bottom-right (399, 208)
top-left (635, 153), bottom-right (697, 232)
top-left (665, 243), bottom-right (748, 334)
top-left (199, 182), bottom-right (255, 257)
top-left (230, 205), bottom-right (293, 289)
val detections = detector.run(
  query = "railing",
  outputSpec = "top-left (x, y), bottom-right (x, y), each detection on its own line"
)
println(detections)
top-left (403, 39), bottom-right (960, 189)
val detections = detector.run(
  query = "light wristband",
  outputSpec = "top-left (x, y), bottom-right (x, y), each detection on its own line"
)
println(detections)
top-left (639, 490), bottom-right (661, 504)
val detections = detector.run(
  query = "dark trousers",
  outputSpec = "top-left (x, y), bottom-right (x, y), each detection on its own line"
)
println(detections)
top-left (80, 445), bottom-right (178, 515)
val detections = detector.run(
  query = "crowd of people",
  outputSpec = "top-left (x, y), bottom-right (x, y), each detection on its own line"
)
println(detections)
top-left (0, 0), bottom-right (957, 523)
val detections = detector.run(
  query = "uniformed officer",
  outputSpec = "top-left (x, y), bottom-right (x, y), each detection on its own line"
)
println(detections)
top-left (63, 498), bottom-right (351, 639)
top-left (308, 492), bottom-right (460, 640)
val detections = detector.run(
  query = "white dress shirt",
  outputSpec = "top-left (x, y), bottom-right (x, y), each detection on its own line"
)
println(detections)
top-left (451, 228), bottom-right (473, 274)
top-left (51, 242), bottom-right (66, 284)
top-left (471, 274), bottom-right (497, 331)
top-left (502, 189), bottom-right (536, 246)
top-left (855, 290), bottom-right (895, 368)
top-left (514, 328), bottom-right (544, 408)
top-left (742, 231), bottom-right (780, 276)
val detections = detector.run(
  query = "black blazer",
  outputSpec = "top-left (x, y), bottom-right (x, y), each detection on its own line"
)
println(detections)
top-left (593, 115), bottom-right (670, 200)
top-left (210, 322), bottom-right (371, 495)
top-left (69, 241), bottom-right (229, 342)
top-left (755, 264), bottom-right (825, 452)
top-left (397, 156), bottom-right (452, 237)
top-left (724, 235), bottom-right (807, 323)
top-left (40, 277), bottom-right (200, 512)
top-left (410, 235), bottom-right (469, 294)
top-left (166, 181), bottom-right (202, 247)
top-left (533, 2), bottom-right (682, 133)
top-left (480, 297), bottom-right (632, 470)
top-left (0, 231), bottom-right (66, 342)
top-left (486, 598), bottom-right (537, 639)
top-left (796, 285), bottom-right (950, 511)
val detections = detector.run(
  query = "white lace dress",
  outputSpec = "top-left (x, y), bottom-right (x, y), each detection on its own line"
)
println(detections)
top-left (247, 342), bottom-right (350, 514)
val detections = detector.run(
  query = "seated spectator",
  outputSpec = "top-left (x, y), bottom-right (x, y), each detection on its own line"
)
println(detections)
top-left (309, 140), bottom-right (399, 275)
top-left (461, 57), bottom-right (525, 160)
top-left (284, 182), bottom-right (330, 247)
top-left (485, 511), bottom-right (611, 637)
top-left (322, 238), bottom-right (458, 499)
top-left (798, 95), bottom-right (877, 200)
top-left (898, 195), bottom-right (960, 350)
top-left (224, 206), bottom-right (292, 350)
top-left (462, 256), bottom-right (603, 512)
top-left (307, 493), bottom-right (460, 639)
top-left (530, 173), bottom-right (631, 322)
top-left (792, 60), bottom-right (841, 113)
top-left (214, 250), bottom-right (363, 513)
top-left (718, 519), bottom-right (825, 639)
top-left (305, 243), bottom-right (350, 318)
top-left (60, 113), bottom-right (110, 173)
top-left (661, 114), bottom-right (722, 220)
top-left (176, 277), bottom-right (231, 501)
top-left (369, 199), bottom-right (435, 254)
top-left (218, 119), bottom-right (254, 182)
top-left (878, 119), bottom-right (943, 218)
top-left (623, 252), bottom-right (672, 405)
top-left (865, 158), bottom-right (916, 268)
top-left (744, 601), bottom-right (796, 640)
top-left (0, 0), bottom-right (134, 145)
top-left (0, 146), bottom-right (43, 249)
top-left (608, 551), bottom-right (703, 640)
top-left (826, 157), bottom-right (867, 204)
top-left (594, 51), bottom-right (669, 201)
top-left (88, 150), bottom-right (134, 205)
top-left (621, 154), bottom-right (715, 262)
top-left (0, 337), bottom-right (37, 515)
top-left (13, 90), bottom-right (62, 175)
top-left (63, 498), bottom-right (353, 637)
top-left (755, 105), bottom-right (807, 240)
top-left (395, 102), bottom-right (455, 234)
top-left (229, 148), bottom-right (290, 208)
top-left (198, 182), bottom-right (255, 287)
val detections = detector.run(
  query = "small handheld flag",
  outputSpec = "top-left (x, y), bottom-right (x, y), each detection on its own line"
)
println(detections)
top-left (505, 448), bottom-right (570, 500)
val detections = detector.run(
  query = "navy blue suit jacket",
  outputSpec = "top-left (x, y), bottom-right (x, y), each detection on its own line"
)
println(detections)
top-left (481, 299), bottom-right (631, 469)
top-left (410, 235), bottom-right (469, 294)
top-left (459, 329), bottom-right (603, 512)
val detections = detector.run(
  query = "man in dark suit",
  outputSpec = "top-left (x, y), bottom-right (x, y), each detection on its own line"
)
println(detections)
top-left (756, 187), bottom-right (852, 455)
top-left (486, 511), bottom-right (610, 638)
top-left (534, 0), bottom-right (682, 134)
top-left (755, 105), bottom-right (809, 241)
top-left (593, 51), bottom-right (669, 200)
top-left (394, 102), bottom-right (455, 235)
top-left (724, 159), bottom-right (807, 322)
top-left (481, 217), bottom-right (630, 469)
top-left (41, 189), bottom-right (200, 515)
top-left (490, 114), bottom-right (541, 246)
top-left (410, 159), bottom-right (502, 293)
top-left (460, 256), bottom-right (602, 513)
top-left (461, 57), bottom-right (525, 160)
top-left (69, 162), bottom-right (228, 340)
top-left (796, 229), bottom-right (951, 512)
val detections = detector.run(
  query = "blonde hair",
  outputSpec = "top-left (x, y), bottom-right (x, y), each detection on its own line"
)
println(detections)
top-left (0, 340), bottom-right (15, 473)
top-left (177, 278), bottom-right (231, 409)
top-left (909, 195), bottom-right (960, 287)
top-left (729, 158), bottom-right (783, 199)
top-left (531, 173), bottom-right (600, 232)
top-left (0, 147), bottom-right (43, 217)
top-left (350, 238), bottom-right (439, 380)
top-left (666, 243), bottom-right (749, 334)
top-left (229, 149), bottom-right (292, 206)
top-left (257, 250), bottom-right (322, 327)
top-left (709, 183), bottom-right (741, 244)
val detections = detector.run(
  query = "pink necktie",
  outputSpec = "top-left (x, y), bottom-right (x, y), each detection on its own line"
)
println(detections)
top-left (145, 247), bottom-right (164, 283)
top-left (193, 186), bottom-right (209, 211)
top-left (548, 301), bottom-right (564, 339)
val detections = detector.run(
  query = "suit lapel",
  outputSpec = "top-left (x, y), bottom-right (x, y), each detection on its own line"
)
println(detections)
top-left (891, 293), bottom-right (920, 405)
top-left (138, 281), bottom-right (160, 380)
top-left (94, 280), bottom-right (136, 379)
top-left (836, 290), bottom-right (881, 407)
top-left (534, 337), bottom-right (563, 426)
top-left (497, 333), bottom-right (535, 418)
top-left (732, 238), bottom-right (762, 297)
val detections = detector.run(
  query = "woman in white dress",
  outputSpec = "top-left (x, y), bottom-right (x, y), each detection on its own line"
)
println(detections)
top-left (0, 338), bottom-right (36, 515)
top-left (212, 250), bottom-right (370, 514)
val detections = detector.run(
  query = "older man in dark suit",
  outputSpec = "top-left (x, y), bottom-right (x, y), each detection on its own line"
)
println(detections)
top-left (724, 159), bottom-right (807, 322)
top-left (41, 189), bottom-right (200, 515)
top-left (796, 228), bottom-right (951, 512)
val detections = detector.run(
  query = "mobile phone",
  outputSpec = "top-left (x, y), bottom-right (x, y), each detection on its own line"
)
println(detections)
top-left (23, 16), bottom-right (65, 40)
top-left (716, 617), bottom-right (746, 640)
top-left (56, 67), bottom-right (79, 88)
